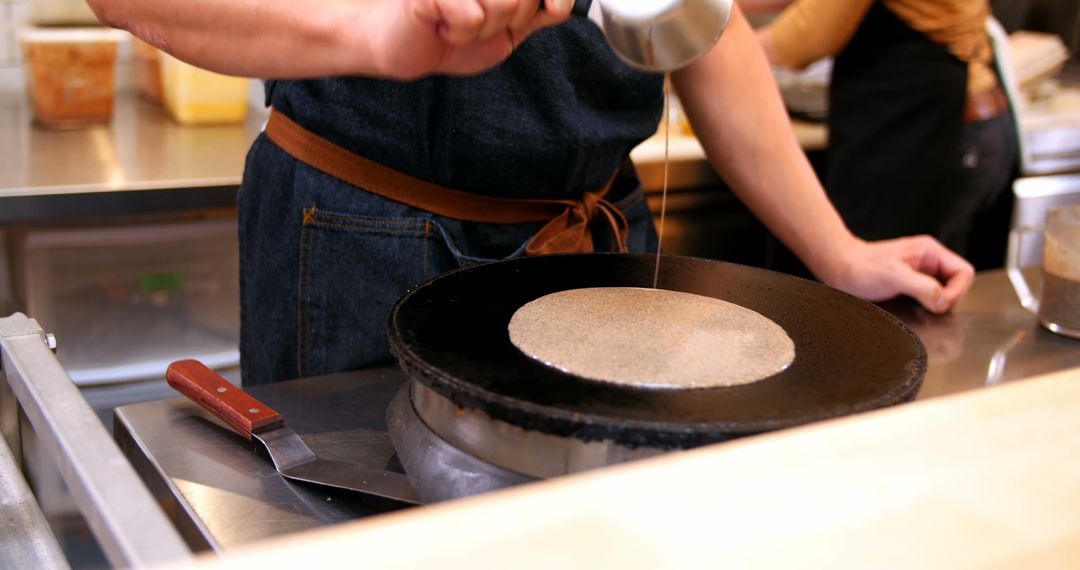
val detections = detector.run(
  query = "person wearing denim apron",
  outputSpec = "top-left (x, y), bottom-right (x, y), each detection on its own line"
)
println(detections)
top-left (91, 0), bottom-right (979, 387)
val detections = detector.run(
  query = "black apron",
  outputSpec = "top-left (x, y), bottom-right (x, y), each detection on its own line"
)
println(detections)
top-left (826, 1), bottom-right (971, 251)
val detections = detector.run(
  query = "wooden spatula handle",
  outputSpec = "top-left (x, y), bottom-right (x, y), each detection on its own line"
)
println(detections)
top-left (166, 359), bottom-right (284, 439)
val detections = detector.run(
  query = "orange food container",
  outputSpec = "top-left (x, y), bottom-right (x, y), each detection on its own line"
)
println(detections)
top-left (18, 28), bottom-right (128, 128)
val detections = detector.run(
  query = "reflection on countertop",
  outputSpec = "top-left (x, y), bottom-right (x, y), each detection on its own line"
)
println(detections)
top-left (885, 268), bottom-right (1080, 400)
top-left (0, 93), bottom-right (266, 199)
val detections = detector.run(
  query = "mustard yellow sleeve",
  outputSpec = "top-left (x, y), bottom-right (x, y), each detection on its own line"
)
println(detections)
top-left (768, 0), bottom-right (876, 69)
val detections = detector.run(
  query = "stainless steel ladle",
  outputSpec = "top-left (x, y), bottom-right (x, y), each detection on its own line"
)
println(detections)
top-left (569, 0), bottom-right (733, 72)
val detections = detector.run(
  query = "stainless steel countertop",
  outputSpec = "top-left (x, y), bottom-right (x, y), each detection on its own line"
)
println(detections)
top-left (0, 90), bottom-right (806, 213)
top-left (0, 93), bottom-right (265, 222)
top-left (889, 269), bottom-right (1080, 399)
top-left (4, 78), bottom-right (1077, 209)
top-left (115, 367), bottom-right (408, 552)
top-left (0, 93), bottom-right (265, 198)
top-left (114, 268), bottom-right (1080, 552)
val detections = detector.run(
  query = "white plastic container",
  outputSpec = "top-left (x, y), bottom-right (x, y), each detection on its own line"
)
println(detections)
top-left (18, 218), bottom-right (241, 385)
top-left (160, 52), bottom-right (250, 125)
top-left (18, 27), bottom-right (128, 128)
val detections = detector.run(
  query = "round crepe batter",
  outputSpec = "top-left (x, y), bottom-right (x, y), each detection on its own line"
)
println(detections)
top-left (508, 287), bottom-right (795, 389)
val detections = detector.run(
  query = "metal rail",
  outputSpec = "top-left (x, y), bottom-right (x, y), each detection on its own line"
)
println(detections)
top-left (0, 313), bottom-right (192, 568)
top-left (0, 431), bottom-right (68, 569)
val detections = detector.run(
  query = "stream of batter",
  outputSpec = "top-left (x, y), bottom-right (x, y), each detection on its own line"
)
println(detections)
top-left (652, 74), bottom-right (671, 289)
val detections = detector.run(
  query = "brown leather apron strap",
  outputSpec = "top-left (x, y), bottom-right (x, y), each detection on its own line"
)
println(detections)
top-left (265, 109), bottom-right (629, 254)
top-left (964, 84), bottom-right (1008, 123)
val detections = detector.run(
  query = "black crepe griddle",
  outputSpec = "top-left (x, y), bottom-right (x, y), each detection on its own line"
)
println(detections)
top-left (389, 253), bottom-right (926, 449)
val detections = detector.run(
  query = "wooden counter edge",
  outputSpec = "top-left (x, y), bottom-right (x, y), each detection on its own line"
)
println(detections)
top-left (176, 367), bottom-right (1080, 570)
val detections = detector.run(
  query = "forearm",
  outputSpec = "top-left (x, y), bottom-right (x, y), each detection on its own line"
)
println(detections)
top-left (88, 0), bottom-right (374, 78)
top-left (672, 5), bottom-right (857, 283)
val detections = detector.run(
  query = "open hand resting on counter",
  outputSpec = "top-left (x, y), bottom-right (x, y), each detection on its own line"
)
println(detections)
top-left (818, 235), bottom-right (974, 314)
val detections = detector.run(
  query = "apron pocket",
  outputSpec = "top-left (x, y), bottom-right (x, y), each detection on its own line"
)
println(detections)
top-left (297, 208), bottom-right (454, 376)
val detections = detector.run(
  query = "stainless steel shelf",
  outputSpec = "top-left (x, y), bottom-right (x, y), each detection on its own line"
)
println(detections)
top-left (0, 93), bottom-right (265, 222)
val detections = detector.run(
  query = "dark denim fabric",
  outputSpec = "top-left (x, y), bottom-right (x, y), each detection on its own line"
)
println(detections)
top-left (265, 18), bottom-right (664, 201)
top-left (238, 136), bottom-right (658, 386)
top-left (240, 18), bottom-right (665, 386)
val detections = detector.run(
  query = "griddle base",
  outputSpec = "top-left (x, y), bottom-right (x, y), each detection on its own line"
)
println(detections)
top-left (387, 383), bottom-right (534, 503)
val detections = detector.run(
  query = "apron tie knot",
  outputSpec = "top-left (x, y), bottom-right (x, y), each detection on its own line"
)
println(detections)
top-left (524, 182), bottom-right (629, 255)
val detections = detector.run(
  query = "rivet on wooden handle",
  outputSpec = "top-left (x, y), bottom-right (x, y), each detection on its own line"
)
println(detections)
top-left (166, 359), bottom-right (284, 439)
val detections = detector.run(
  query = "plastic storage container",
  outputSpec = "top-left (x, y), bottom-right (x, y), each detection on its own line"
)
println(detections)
top-left (160, 53), bottom-right (249, 125)
top-left (18, 27), bottom-right (128, 128)
top-left (18, 218), bottom-right (241, 385)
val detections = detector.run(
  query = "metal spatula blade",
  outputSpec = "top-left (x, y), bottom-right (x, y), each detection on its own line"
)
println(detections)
top-left (166, 359), bottom-right (421, 508)
top-left (256, 427), bottom-right (420, 501)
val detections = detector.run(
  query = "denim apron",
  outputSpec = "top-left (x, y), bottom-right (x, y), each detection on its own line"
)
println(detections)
top-left (239, 19), bottom-right (664, 385)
